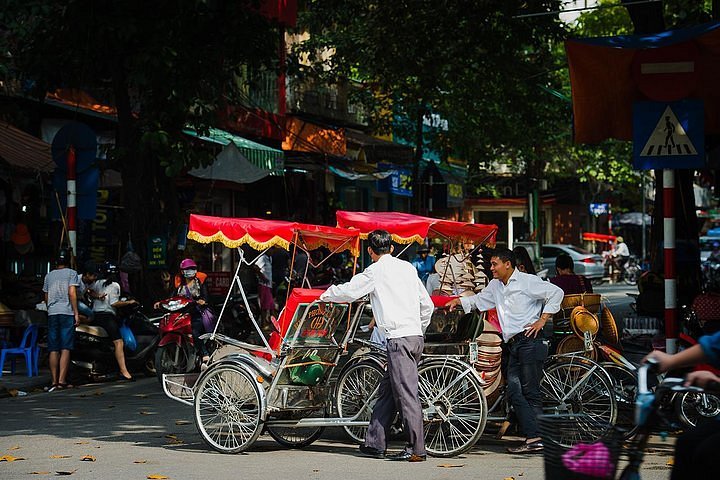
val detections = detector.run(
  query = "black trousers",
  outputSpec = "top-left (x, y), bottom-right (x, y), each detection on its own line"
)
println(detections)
top-left (671, 417), bottom-right (720, 480)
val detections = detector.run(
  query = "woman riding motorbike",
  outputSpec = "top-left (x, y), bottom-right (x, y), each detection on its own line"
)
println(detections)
top-left (91, 262), bottom-right (137, 381)
top-left (171, 258), bottom-right (211, 365)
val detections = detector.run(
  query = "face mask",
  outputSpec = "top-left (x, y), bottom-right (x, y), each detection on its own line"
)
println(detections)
top-left (182, 269), bottom-right (197, 278)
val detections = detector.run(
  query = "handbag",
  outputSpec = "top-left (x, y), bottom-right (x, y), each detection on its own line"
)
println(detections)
top-left (561, 442), bottom-right (614, 479)
top-left (200, 306), bottom-right (218, 332)
top-left (119, 321), bottom-right (137, 351)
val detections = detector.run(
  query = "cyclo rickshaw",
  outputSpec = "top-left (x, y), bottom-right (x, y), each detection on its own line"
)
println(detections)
top-left (162, 214), bottom-right (367, 453)
top-left (334, 211), bottom-right (619, 449)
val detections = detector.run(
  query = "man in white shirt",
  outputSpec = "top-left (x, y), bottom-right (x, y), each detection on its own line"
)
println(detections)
top-left (446, 247), bottom-right (563, 453)
top-left (612, 236), bottom-right (630, 274)
top-left (321, 230), bottom-right (434, 462)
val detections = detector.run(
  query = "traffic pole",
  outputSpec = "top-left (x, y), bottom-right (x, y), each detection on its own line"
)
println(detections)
top-left (67, 146), bottom-right (77, 262)
top-left (663, 169), bottom-right (678, 354)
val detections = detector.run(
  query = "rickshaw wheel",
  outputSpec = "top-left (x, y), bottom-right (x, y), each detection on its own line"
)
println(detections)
top-left (194, 364), bottom-right (263, 453)
top-left (540, 359), bottom-right (618, 447)
top-left (600, 362), bottom-right (639, 439)
top-left (335, 359), bottom-right (384, 444)
top-left (266, 410), bottom-right (326, 448)
top-left (418, 360), bottom-right (487, 457)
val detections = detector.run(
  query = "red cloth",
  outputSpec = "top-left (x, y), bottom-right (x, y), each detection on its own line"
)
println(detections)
top-left (336, 210), bottom-right (497, 246)
top-left (188, 214), bottom-right (359, 256)
top-left (566, 23), bottom-right (720, 143)
top-left (550, 275), bottom-right (593, 295)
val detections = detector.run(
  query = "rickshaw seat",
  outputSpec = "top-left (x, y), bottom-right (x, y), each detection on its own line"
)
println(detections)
top-left (254, 288), bottom-right (325, 361)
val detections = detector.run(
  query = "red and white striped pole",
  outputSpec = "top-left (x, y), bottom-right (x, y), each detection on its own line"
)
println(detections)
top-left (663, 169), bottom-right (678, 354)
top-left (67, 146), bottom-right (77, 261)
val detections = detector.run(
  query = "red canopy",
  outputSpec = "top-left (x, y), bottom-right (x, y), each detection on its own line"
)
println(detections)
top-left (336, 210), bottom-right (497, 246)
top-left (582, 232), bottom-right (617, 243)
top-left (188, 214), bottom-right (360, 256)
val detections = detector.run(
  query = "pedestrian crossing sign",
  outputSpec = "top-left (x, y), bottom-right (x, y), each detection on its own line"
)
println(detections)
top-left (633, 100), bottom-right (704, 170)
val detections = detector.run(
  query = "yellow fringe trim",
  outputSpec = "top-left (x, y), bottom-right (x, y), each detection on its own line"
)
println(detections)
top-left (188, 230), bottom-right (291, 251)
top-left (357, 232), bottom-right (425, 245)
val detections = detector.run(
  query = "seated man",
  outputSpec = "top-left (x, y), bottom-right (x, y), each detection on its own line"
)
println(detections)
top-left (550, 253), bottom-right (593, 295)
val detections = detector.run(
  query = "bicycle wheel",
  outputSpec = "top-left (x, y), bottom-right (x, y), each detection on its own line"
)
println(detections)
top-left (335, 359), bottom-right (384, 444)
top-left (541, 358), bottom-right (617, 447)
top-left (418, 360), bottom-right (487, 457)
top-left (194, 364), bottom-right (263, 453)
top-left (675, 391), bottom-right (720, 428)
top-left (266, 409), bottom-right (326, 448)
top-left (601, 362), bottom-right (638, 439)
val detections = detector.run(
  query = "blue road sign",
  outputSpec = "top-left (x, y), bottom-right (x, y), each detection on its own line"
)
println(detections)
top-left (633, 100), bottom-right (704, 170)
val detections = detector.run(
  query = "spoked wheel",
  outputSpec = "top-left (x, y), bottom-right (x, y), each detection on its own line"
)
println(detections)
top-left (418, 360), bottom-right (487, 457)
top-left (541, 359), bottom-right (617, 447)
top-left (155, 342), bottom-right (196, 382)
top-left (335, 360), bottom-right (384, 444)
top-left (675, 391), bottom-right (720, 428)
top-left (266, 409), bottom-right (326, 448)
top-left (601, 362), bottom-right (638, 439)
top-left (194, 365), bottom-right (263, 453)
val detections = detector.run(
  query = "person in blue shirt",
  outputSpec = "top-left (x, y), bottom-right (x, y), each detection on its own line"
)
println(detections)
top-left (411, 245), bottom-right (435, 284)
top-left (646, 330), bottom-right (720, 480)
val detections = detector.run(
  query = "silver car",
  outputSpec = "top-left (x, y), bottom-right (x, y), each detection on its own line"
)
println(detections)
top-left (541, 244), bottom-right (604, 280)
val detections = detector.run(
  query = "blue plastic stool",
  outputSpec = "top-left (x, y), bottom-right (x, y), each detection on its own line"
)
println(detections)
top-left (0, 324), bottom-right (39, 377)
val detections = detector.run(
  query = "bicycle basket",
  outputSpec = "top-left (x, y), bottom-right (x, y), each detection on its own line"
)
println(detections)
top-left (539, 415), bottom-right (621, 480)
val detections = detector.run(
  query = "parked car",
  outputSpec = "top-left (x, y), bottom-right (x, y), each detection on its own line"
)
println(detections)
top-left (541, 244), bottom-right (604, 280)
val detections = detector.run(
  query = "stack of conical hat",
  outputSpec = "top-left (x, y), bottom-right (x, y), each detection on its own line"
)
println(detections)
top-left (474, 251), bottom-right (488, 292)
top-left (436, 253), bottom-right (476, 296)
top-left (474, 319), bottom-right (503, 403)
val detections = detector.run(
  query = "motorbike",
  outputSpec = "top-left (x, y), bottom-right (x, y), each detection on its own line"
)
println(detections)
top-left (72, 301), bottom-right (161, 380)
top-left (598, 252), bottom-right (641, 285)
top-left (154, 295), bottom-right (199, 381)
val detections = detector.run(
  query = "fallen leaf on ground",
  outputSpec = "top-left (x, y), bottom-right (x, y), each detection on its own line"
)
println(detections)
top-left (503, 477), bottom-right (515, 480)
top-left (139, 411), bottom-right (153, 415)
top-left (165, 434), bottom-right (178, 439)
top-left (80, 455), bottom-right (96, 462)
top-left (0, 455), bottom-right (25, 462)
top-left (9, 446), bottom-right (21, 450)
top-left (55, 469), bottom-right (77, 475)
top-left (74, 442), bottom-right (89, 445)
top-left (134, 460), bottom-right (148, 464)
top-left (93, 391), bottom-right (104, 396)
top-left (518, 472), bottom-right (524, 476)
top-left (29, 471), bottom-right (51, 474)
top-left (135, 394), bottom-right (148, 398)
top-left (49, 455), bottom-right (71, 459)
top-left (147, 475), bottom-right (169, 479)
top-left (437, 464), bottom-right (465, 468)
top-left (667, 458), bottom-right (675, 466)
top-left (312, 470), bottom-right (319, 473)
top-left (174, 420), bottom-right (190, 425)
top-left (8, 388), bottom-right (19, 397)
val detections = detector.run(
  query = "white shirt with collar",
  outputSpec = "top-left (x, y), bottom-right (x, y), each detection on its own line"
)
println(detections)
top-left (320, 254), bottom-right (434, 339)
top-left (615, 242), bottom-right (630, 257)
top-left (460, 268), bottom-right (563, 342)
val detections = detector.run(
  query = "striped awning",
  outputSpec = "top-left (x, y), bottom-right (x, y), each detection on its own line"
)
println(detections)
top-left (0, 122), bottom-right (55, 173)
top-left (184, 126), bottom-right (284, 176)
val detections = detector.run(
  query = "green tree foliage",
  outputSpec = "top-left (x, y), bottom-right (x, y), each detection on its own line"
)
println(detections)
top-left (0, 0), bottom-right (278, 240)
top-left (292, 0), bottom-right (566, 211)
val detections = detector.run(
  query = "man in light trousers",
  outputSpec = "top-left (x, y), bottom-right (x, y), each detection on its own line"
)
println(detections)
top-left (321, 230), bottom-right (433, 462)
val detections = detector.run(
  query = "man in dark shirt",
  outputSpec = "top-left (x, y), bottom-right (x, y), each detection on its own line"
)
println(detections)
top-left (550, 253), bottom-right (593, 295)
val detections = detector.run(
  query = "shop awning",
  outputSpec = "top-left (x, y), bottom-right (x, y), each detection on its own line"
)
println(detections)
top-left (582, 232), bottom-right (617, 243)
top-left (184, 126), bottom-right (284, 176)
top-left (345, 129), bottom-right (414, 164)
top-left (189, 142), bottom-right (270, 184)
top-left (282, 117), bottom-right (346, 156)
top-left (0, 121), bottom-right (55, 173)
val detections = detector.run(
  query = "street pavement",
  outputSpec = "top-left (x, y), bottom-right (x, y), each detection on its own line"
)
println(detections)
top-left (0, 377), bottom-right (675, 480)
top-left (0, 282), bottom-right (677, 480)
